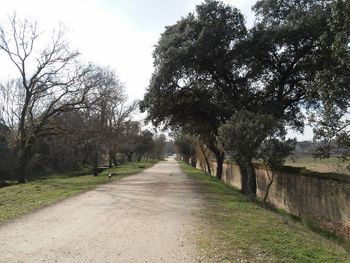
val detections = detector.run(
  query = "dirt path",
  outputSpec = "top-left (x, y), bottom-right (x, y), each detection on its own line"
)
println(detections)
top-left (0, 159), bottom-right (203, 263)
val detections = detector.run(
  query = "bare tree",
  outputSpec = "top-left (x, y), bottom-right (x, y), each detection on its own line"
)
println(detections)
top-left (0, 14), bottom-right (92, 183)
top-left (118, 120), bottom-right (140, 162)
top-left (83, 65), bottom-right (128, 174)
top-left (107, 100), bottom-right (138, 166)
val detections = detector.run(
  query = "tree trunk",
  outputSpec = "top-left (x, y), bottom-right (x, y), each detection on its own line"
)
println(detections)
top-left (199, 144), bottom-right (212, 175)
top-left (16, 149), bottom-right (30, 183)
top-left (237, 158), bottom-right (256, 197)
top-left (207, 143), bottom-right (224, 180)
top-left (93, 146), bottom-right (99, 177)
top-left (247, 161), bottom-right (257, 197)
top-left (263, 165), bottom-right (274, 203)
top-left (82, 149), bottom-right (89, 164)
top-left (237, 159), bottom-right (248, 194)
top-left (16, 139), bottom-right (33, 183)
top-left (190, 157), bottom-right (197, 168)
top-left (183, 156), bottom-right (190, 164)
top-left (214, 151), bottom-right (224, 180)
top-left (108, 148), bottom-right (113, 168)
top-left (125, 152), bottom-right (133, 162)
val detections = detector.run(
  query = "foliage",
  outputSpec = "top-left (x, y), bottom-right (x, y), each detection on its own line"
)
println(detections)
top-left (152, 134), bottom-right (167, 159)
top-left (258, 138), bottom-right (296, 168)
top-left (309, 0), bottom-right (350, 160)
top-left (118, 121), bottom-right (162, 161)
top-left (247, 0), bottom-right (332, 129)
top-left (218, 111), bottom-right (286, 195)
top-left (309, 0), bottom-right (350, 109)
top-left (311, 105), bottom-right (350, 160)
top-left (302, 1), bottom-right (350, 165)
top-left (140, 0), bottom-right (248, 178)
top-left (257, 135), bottom-right (297, 201)
top-left (135, 130), bottom-right (155, 160)
top-left (219, 111), bottom-right (277, 161)
top-left (141, 0), bottom-right (247, 130)
top-left (174, 134), bottom-right (197, 164)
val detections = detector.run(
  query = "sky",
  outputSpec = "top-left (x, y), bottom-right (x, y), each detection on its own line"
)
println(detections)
top-left (0, 0), bottom-right (313, 140)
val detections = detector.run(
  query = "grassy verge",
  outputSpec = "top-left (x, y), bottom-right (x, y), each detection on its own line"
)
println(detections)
top-left (0, 161), bottom-right (157, 224)
top-left (180, 162), bottom-right (350, 263)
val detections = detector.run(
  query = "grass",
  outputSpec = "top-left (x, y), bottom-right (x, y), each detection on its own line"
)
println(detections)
top-left (180, 162), bottom-right (350, 263)
top-left (0, 161), bottom-right (157, 224)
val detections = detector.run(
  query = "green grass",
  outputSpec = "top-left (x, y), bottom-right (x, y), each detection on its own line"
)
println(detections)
top-left (0, 161), bottom-right (157, 224)
top-left (180, 162), bottom-right (350, 263)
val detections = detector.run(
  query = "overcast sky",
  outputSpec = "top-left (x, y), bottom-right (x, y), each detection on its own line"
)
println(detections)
top-left (0, 0), bottom-right (312, 140)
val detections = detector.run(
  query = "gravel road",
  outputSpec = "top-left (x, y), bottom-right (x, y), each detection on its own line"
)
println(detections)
top-left (0, 158), bottom-right (203, 263)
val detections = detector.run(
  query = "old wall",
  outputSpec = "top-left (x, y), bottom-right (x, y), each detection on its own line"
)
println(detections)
top-left (196, 161), bottom-right (350, 242)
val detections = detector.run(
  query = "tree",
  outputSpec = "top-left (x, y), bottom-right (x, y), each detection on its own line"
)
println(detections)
top-left (119, 121), bottom-right (142, 162)
top-left (0, 15), bottom-right (93, 183)
top-left (106, 100), bottom-right (138, 167)
top-left (218, 111), bottom-right (278, 195)
top-left (221, 0), bottom-right (340, 196)
top-left (196, 141), bottom-right (213, 175)
top-left (141, 0), bottom-right (247, 179)
top-left (174, 134), bottom-right (197, 166)
top-left (0, 123), bottom-right (16, 181)
top-left (135, 130), bottom-right (154, 161)
top-left (309, 0), bottom-right (350, 161)
top-left (152, 134), bottom-right (166, 160)
top-left (257, 135), bottom-right (296, 202)
top-left (83, 65), bottom-right (125, 175)
top-left (311, 104), bottom-right (350, 161)
top-left (164, 140), bottom-right (176, 156)
top-left (143, 0), bottom-right (344, 197)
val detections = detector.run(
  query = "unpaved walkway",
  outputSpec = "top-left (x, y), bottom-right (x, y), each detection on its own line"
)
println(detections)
top-left (0, 159), bottom-right (203, 263)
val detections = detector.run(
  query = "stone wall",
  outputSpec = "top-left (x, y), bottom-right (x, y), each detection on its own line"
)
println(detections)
top-left (196, 161), bottom-right (350, 242)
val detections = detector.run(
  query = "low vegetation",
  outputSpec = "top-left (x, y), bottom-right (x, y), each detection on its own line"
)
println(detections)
top-left (0, 161), bottom-right (157, 224)
top-left (180, 162), bottom-right (350, 263)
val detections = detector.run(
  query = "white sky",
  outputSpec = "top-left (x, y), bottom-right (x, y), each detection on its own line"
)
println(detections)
top-left (0, 0), bottom-right (312, 140)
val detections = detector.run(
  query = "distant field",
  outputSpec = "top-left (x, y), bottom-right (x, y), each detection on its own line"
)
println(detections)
top-left (285, 156), bottom-right (350, 175)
